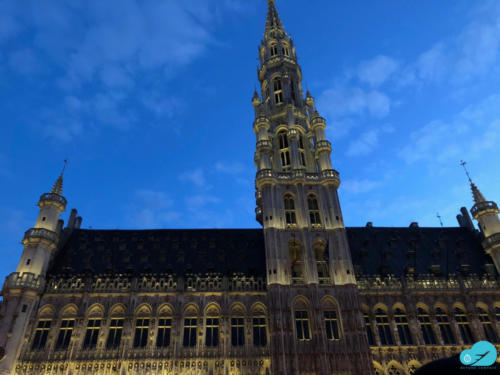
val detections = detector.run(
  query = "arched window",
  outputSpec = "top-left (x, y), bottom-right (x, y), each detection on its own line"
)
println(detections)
top-left (32, 320), bottom-right (52, 351)
top-left (454, 307), bottom-right (473, 344)
top-left (313, 239), bottom-right (329, 283)
top-left (133, 318), bottom-right (149, 348)
top-left (298, 134), bottom-right (306, 166)
top-left (282, 43), bottom-right (290, 56)
top-left (157, 305), bottom-right (173, 348)
top-left (270, 43), bottom-right (278, 56)
top-left (205, 305), bottom-right (220, 347)
top-left (284, 194), bottom-right (296, 225)
top-left (278, 131), bottom-right (291, 170)
top-left (394, 308), bottom-right (413, 345)
top-left (435, 307), bottom-right (455, 344)
top-left (252, 306), bottom-right (267, 347)
top-left (183, 305), bottom-right (198, 347)
top-left (289, 239), bottom-right (304, 284)
top-left (322, 299), bottom-right (341, 341)
top-left (363, 309), bottom-right (375, 346)
top-left (375, 308), bottom-right (394, 345)
top-left (231, 305), bottom-right (245, 347)
top-left (107, 305), bottom-right (125, 349)
top-left (417, 307), bottom-right (436, 345)
top-left (55, 305), bottom-right (77, 351)
top-left (83, 308), bottom-right (102, 350)
top-left (308, 195), bottom-right (321, 227)
top-left (273, 77), bottom-right (283, 104)
top-left (294, 300), bottom-right (311, 341)
top-left (478, 306), bottom-right (497, 343)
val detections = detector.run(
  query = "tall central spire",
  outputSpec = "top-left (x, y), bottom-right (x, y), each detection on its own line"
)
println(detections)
top-left (265, 0), bottom-right (283, 31)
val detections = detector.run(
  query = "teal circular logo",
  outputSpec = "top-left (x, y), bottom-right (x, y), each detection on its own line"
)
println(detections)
top-left (460, 341), bottom-right (497, 367)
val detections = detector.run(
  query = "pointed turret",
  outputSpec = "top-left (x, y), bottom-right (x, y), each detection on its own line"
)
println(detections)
top-left (461, 161), bottom-right (500, 272)
top-left (265, 0), bottom-right (283, 31)
top-left (51, 174), bottom-right (63, 196)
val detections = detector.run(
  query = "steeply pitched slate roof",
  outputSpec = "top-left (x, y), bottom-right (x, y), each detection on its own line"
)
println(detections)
top-left (346, 226), bottom-right (489, 276)
top-left (50, 228), bottom-right (266, 277)
top-left (49, 226), bottom-right (489, 278)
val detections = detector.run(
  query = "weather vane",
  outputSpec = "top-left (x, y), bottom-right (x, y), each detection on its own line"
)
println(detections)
top-left (436, 212), bottom-right (443, 227)
top-left (460, 160), bottom-right (472, 183)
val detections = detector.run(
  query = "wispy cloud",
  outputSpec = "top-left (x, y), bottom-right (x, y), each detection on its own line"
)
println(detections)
top-left (341, 179), bottom-right (382, 194)
top-left (127, 189), bottom-right (179, 228)
top-left (214, 161), bottom-right (244, 174)
top-left (180, 168), bottom-right (208, 188)
top-left (357, 55), bottom-right (399, 87)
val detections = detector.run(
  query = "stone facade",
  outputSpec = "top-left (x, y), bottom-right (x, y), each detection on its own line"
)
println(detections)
top-left (1, 1), bottom-right (500, 375)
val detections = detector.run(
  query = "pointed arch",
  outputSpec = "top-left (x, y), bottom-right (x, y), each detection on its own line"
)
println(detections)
top-left (321, 296), bottom-right (341, 341)
top-left (230, 302), bottom-right (247, 315)
top-left (308, 195), bottom-right (322, 228)
top-left (454, 305), bottom-right (473, 344)
top-left (417, 305), bottom-right (437, 345)
top-left (373, 361), bottom-right (384, 375)
top-left (393, 305), bottom-right (413, 345)
top-left (60, 303), bottom-right (78, 317)
top-left (38, 305), bottom-right (55, 318)
top-left (87, 303), bottom-right (104, 317)
top-left (204, 302), bottom-right (221, 317)
top-left (293, 296), bottom-right (311, 341)
top-left (362, 304), bottom-right (375, 346)
top-left (110, 303), bottom-right (126, 317)
top-left (251, 302), bottom-right (268, 347)
top-left (182, 303), bottom-right (199, 348)
top-left (374, 305), bottom-right (394, 345)
top-left (476, 303), bottom-right (498, 342)
top-left (272, 76), bottom-right (283, 104)
top-left (407, 360), bottom-right (422, 375)
top-left (158, 303), bottom-right (174, 316)
top-left (434, 305), bottom-right (456, 344)
top-left (135, 303), bottom-right (152, 316)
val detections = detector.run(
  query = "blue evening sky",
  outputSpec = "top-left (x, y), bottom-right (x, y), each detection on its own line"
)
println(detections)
top-left (1, 0), bottom-right (499, 283)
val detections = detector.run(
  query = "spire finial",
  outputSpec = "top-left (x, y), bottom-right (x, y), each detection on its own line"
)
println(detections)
top-left (436, 212), bottom-right (443, 227)
top-left (265, 0), bottom-right (283, 31)
top-left (460, 160), bottom-right (472, 184)
top-left (461, 160), bottom-right (486, 204)
top-left (51, 159), bottom-right (67, 196)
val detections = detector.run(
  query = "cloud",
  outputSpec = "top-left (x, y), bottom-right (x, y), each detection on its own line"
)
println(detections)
top-left (127, 189), bottom-right (179, 228)
top-left (180, 168), bottom-right (208, 188)
top-left (357, 55), bottom-right (399, 87)
top-left (341, 179), bottom-right (382, 194)
top-left (318, 87), bottom-right (391, 119)
top-left (8, 49), bottom-right (40, 75)
top-left (185, 194), bottom-right (220, 211)
top-left (214, 161), bottom-right (244, 174)
top-left (346, 130), bottom-right (379, 157)
top-left (399, 94), bottom-right (500, 164)
top-left (1, 208), bottom-right (29, 234)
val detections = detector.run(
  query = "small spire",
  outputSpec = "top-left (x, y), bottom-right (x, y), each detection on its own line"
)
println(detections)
top-left (460, 160), bottom-right (486, 204)
top-left (51, 159), bottom-right (67, 196)
top-left (265, 0), bottom-right (283, 31)
top-left (436, 212), bottom-right (443, 227)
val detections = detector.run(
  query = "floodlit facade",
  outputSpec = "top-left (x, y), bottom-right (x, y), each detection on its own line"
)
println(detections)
top-left (1, 1), bottom-right (500, 374)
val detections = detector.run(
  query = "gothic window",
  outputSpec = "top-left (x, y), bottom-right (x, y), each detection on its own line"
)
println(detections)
top-left (308, 195), bottom-right (321, 227)
top-left (291, 81), bottom-right (297, 103)
top-left (295, 310), bottom-right (311, 340)
top-left (106, 318), bottom-right (124, 349)
top-left (205, 318), bottom-right (219, 347)
top-left (270, 43), bottom-right (278, 56)
top-left (282, 43), bottom-right (290, 56)
top-left (133, 318), bottom-right (149, 348)
top-left (156, 318), bottom-right (172, 348)
top-left (454, 307), bottom-right (474, 344)
top-left (252, 315), bottom-right (267, 347)
top-left (273, 77), bottom-right (283, 104)
top-left (417, 307), bottom-right (437, 345)
top-left (298, 134), bottom-right (306, 166)
top-left (435, 307), bottom-right (456, 344)
top-left (324, 311), bottom-right (340, 340)
top-left (364, 311), bottom-right (375, 346)
top-left (82, 319), bottom-right (101, 350)
top-left (278, 131), bottom-right (291, 170)
top-left (183, 317), bottom-right (197, 347)
top-left (284, 194), bottom-right (296, 225)
top-left (32, 320), bottom-right (51, 350)
top-left (375, 308), bottom-right (394, 345)
top-left (55, 319), bottom-right (74, 350)
top-left (394, 308), bottom-right (413, 345)
top-left (231, 316), bottom-right (245, 346)
top-left (289, 239), bottom-right (304, 283)
top-left (478, 306), bottom-right (497, 342)
top-left (314, 239), bottom-right (329, 283)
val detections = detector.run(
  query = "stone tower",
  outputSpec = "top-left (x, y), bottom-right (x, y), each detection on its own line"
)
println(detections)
top-left (253, 1), bottom-right (373, 374)
top-left (470, 182), bottom-right (500, 272)
top-left (0, 172), bottom-right (67, 375)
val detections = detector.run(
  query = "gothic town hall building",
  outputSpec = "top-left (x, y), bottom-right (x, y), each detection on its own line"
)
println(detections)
top-left (1, 1), bottom-right (500, 375)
